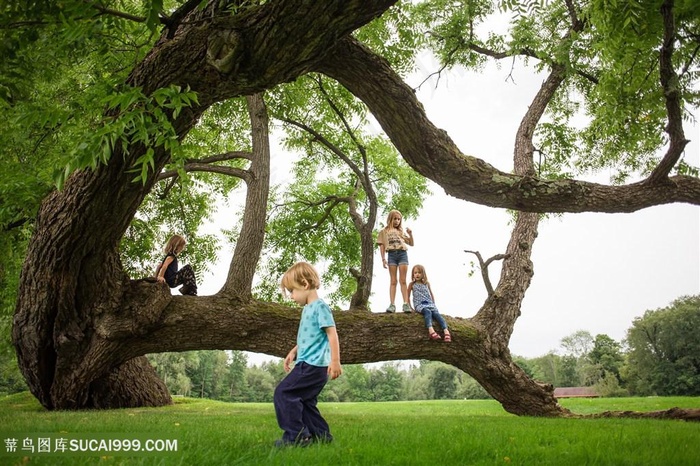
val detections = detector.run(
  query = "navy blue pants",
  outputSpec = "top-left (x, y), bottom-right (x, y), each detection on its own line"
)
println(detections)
top-left (274, 362), bottom-right (331, 443)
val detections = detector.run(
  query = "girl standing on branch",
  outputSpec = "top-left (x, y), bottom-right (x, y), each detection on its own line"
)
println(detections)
top-left (377, 210), bottom-right (414, 313)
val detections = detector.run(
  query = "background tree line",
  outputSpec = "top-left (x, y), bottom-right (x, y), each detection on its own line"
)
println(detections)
top-left (145, 356), bottom-right (492, 403)
top-left (4, 294), bottom-right (696, 400)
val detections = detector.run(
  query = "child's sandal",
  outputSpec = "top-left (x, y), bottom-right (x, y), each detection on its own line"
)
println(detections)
top-left (443, 332), bottom-right (452, 343)
top-left (429, 332), bottom-right (441, 340)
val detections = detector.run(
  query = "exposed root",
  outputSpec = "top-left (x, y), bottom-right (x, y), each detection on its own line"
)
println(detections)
top-left (584, 408), bottom-right (700, 422)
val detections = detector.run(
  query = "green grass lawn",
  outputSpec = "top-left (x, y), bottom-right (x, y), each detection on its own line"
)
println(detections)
top-left (1, 392), bottom-right (698, 465)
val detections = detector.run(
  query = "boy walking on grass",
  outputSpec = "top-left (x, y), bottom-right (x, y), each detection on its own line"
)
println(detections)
top-left (274, 262), bottom-right (342, 447)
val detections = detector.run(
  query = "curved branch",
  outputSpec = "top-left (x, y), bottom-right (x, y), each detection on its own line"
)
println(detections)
top-left (187, 151), bottom-right (253, 164)
top-left (298, 196), bottom-right (345, 231)
top-left (414, 60), bottom-right (450, 90)
top-left (157, 175), bottom-right (179, 199)
top-left (282, 78), bottom-right (379, 238)
top-left (680, 42), bottom-right (700, 77)
top-left (129, 0), bottom-right (399, 99)
top-left (474, 20), bottom-right (573, 341)
top-left (157, 151), bottom-right (253, 182)
top-left (88, 4), bottom-right (147, 24)
top-left (158, 163), bottom-right (250, 182)
top-left (281, 116), bottom-right (374, 232)
top-left (314, 76), bottom-right (376, 196)
top-left (464, 250), bottom-right (510, 297)
top-left (515, 63), bottom-right (567, 176)
top-left (469, 43), bottom-right (599, 84)
top-left (315, 77), bottom-right (365, 156)
top-left (315, 37), bottom-right (700, 213)
top-left (647, 0), bottom-right (690, 183)
top-left (162, 0), bottom-right (205, 38)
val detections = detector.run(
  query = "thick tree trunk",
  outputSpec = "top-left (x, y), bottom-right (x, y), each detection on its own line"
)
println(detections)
top-left (349, 223), bottom-right (376, 311)
top-left (89, 357), bottom-right (172, 409)
top-left (219, 93), bottom-right (270, 299)
top-left (466, 56), bottom-right (569, 416)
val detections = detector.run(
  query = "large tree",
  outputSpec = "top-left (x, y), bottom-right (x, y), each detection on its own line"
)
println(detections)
top-left (3, 0), bottom-right (699, 418)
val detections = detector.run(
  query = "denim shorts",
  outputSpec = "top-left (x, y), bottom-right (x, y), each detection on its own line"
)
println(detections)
top-left (387, 249), bottom-right (409, 266)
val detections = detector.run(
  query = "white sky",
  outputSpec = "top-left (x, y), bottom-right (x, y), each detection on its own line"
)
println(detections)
top-left (198, 52), bottom-right (700, 363)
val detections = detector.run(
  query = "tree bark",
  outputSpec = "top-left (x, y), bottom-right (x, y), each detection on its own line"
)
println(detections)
top-left (89, 357), bottom-right (172, 409)
top-left (219, 93), bottom-right (270, 299)
top-left (349, 221), bottom-right (376, 311)
top-left (464, 251), bottom-right (510, 297)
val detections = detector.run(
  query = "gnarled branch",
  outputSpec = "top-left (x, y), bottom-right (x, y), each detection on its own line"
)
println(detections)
top-left (464, 250), bottom-right (510, 297)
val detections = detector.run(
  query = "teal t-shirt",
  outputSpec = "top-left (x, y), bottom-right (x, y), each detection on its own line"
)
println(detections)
top-left (296, 299), bottom-right (336, 367)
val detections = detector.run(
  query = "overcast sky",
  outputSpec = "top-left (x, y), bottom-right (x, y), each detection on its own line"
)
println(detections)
top-left (198, 51), bottom-right (699, 363)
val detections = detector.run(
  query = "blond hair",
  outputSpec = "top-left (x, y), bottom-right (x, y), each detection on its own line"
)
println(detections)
top-left (383, 209), bottom-right (404, 234)
top-left (281, 262), bottom-right (321, 296)
top-left (164, 235), bottom-right (186, 255)
top-left (411, 264), bottom-right (429, 284)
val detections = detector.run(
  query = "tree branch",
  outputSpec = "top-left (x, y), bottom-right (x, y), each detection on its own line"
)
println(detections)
top-left (87, 4), bottom-right (148, 24)
top-left (297, 196), bottom-right (346, 231)
top-left (2, 217), bottom-right (31, 231)
top-left (464, 250), bottom-right (510, 297)
top-left (94, 290), bottom-right (568, 416)
top-left (162, 0), bottom-right (206, 38)
top-left (314, 75), bottom-right (374, 191)
top-left (220, 93), bottom-right (270, 298)
top-left (128, 0), bottom-right (399, 98)
top-left (186, 151), bottom-right (252, 164)
top-left (647, 0), bottom-right (690, 183)
top-left (316, 37), bottom-right (700, 213)
top-left (157, 151), bottom-right (252, 182)
top-left (680, 42), bottom-right (700, 77)
top-left (281, 117), bottom-right (366, 183)
top-left (278, 115), bottom-right (371, 233)
top-left (474, 15), bottom-right (572, 341)
top-left (563, 0), bottom-right (581, 30)
top-left (470, 42), bottom-right (599, 84)
top-left (158, 163), bottom-right (250, 181)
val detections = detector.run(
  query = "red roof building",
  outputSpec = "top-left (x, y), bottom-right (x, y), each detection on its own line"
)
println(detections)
top-left (553, 387), bottom-right (599, 398)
